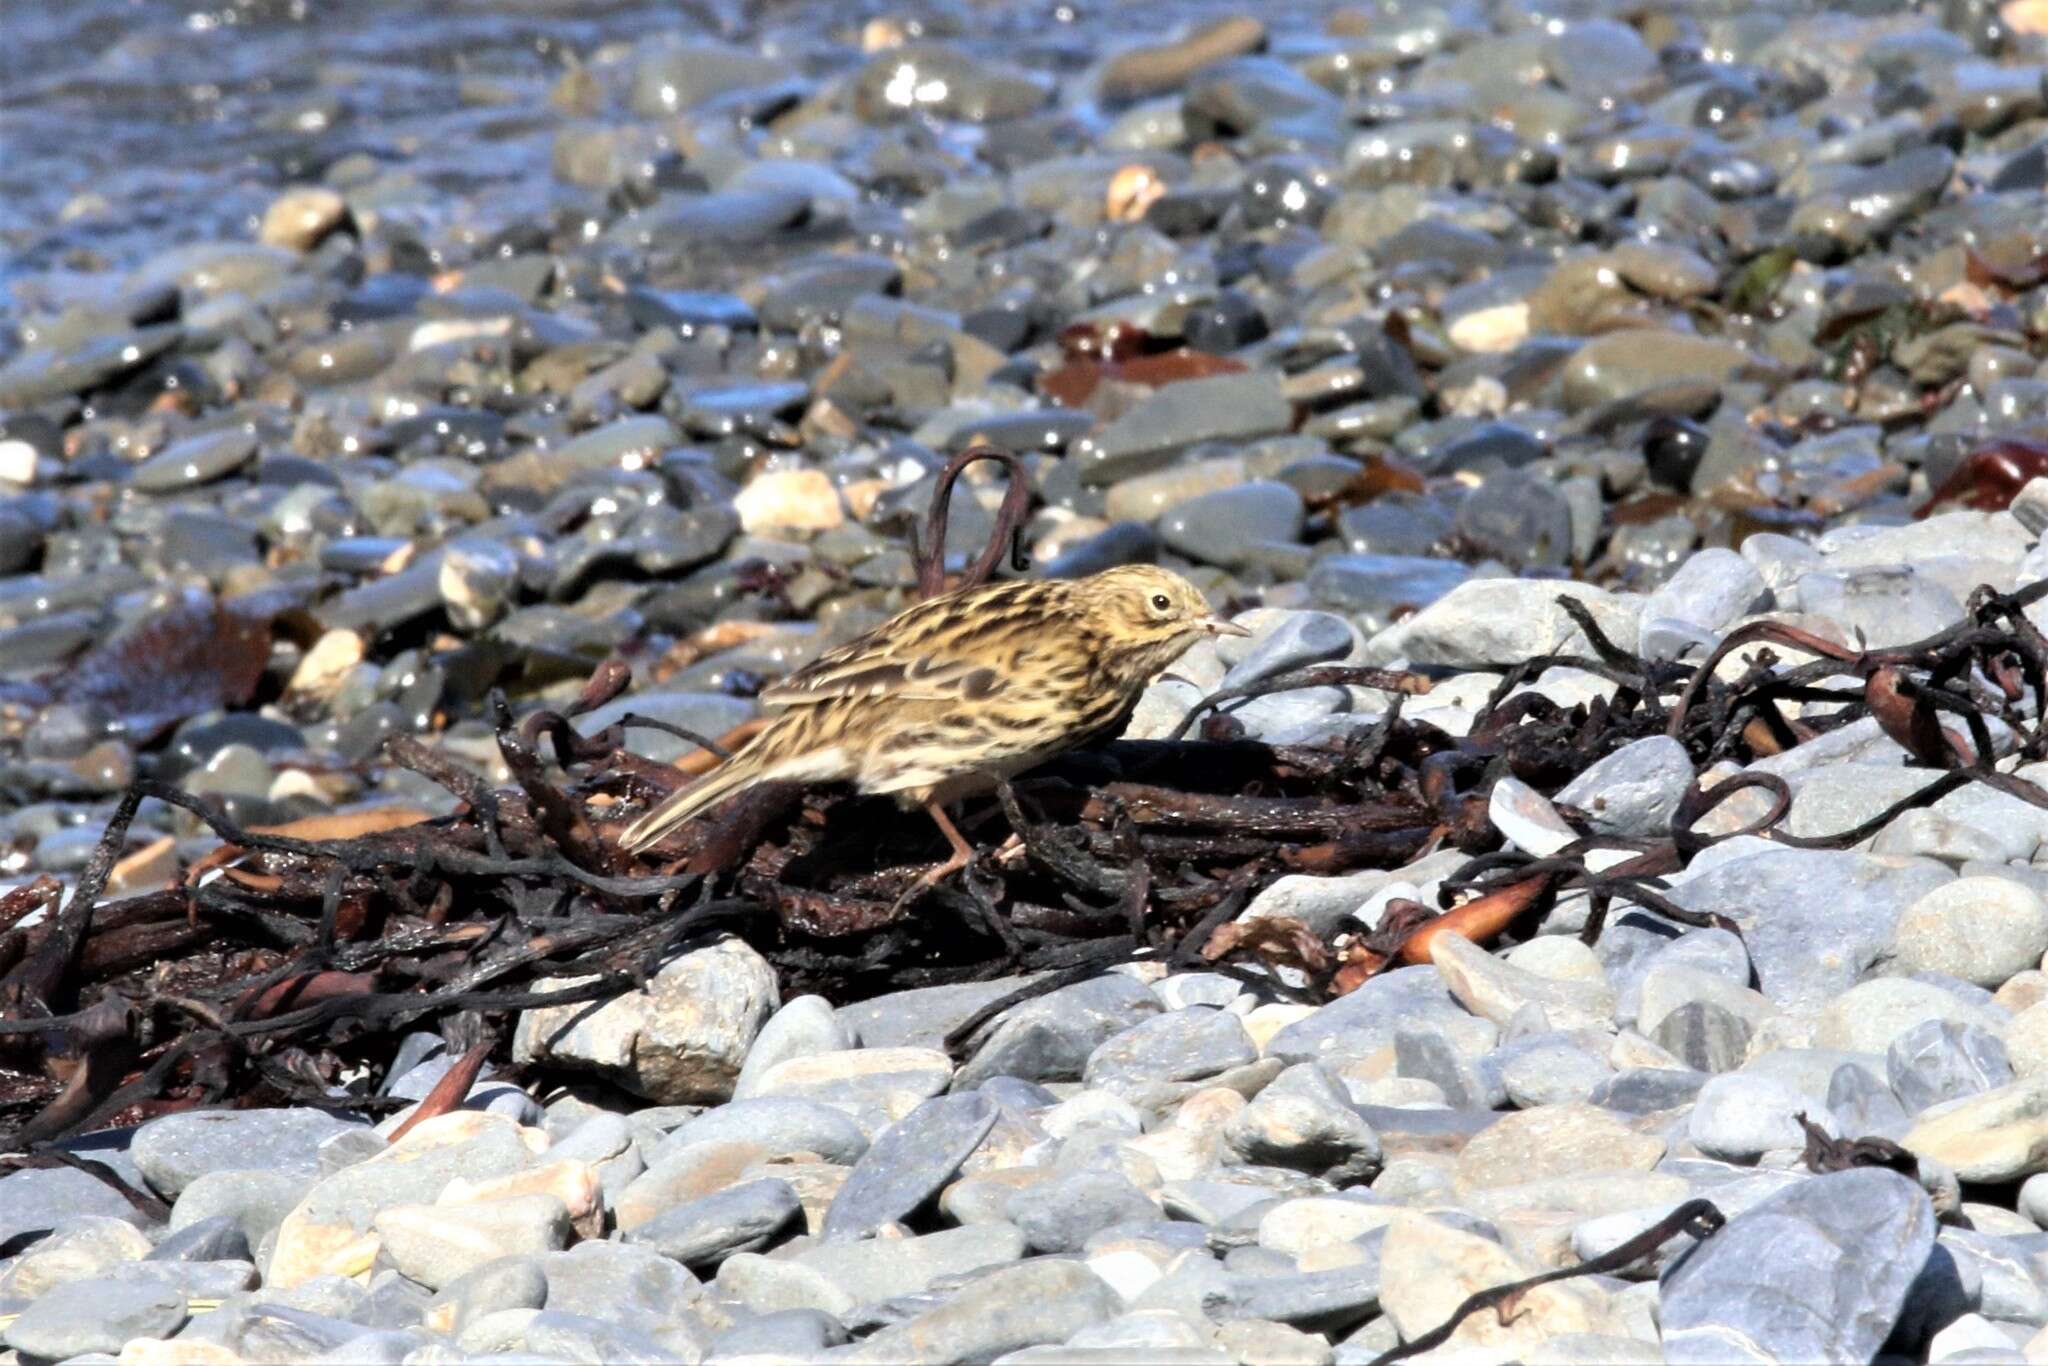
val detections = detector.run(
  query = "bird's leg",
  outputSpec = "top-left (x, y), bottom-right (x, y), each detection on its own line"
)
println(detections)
top-left (891, 801), bottom-right (979, 913)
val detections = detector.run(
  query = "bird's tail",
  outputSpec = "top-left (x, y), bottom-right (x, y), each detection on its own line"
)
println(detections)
top-left (617, 744), bottom-right (776, 854)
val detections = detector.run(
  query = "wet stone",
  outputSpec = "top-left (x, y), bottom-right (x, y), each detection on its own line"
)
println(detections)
top-left (1077, 372), bottom-right (1292, 484)
top-left (851, 42), bottom-right (1051, 124)
top-left (1450, 469), bottom-right (1574, 569)
top-left (130, 428), bottom-right (257, 492)
top-left (1158, 480), bottom-right (1304, 568)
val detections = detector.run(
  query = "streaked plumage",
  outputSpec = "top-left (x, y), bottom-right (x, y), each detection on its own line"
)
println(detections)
top-left (618, 566), bottom-right (1248, 892)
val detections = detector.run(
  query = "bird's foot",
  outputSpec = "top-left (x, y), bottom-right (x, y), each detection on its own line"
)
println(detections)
top-left (991, 831), bottom-right (1027, 869)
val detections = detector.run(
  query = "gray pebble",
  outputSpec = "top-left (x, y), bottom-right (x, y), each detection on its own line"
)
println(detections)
top-left (823, 1092), bottom-right (999, 1241)
top-left (625, 1178), bottom-right (804, 1270)
top-left (3, 1278), bottom-right (186, 1360)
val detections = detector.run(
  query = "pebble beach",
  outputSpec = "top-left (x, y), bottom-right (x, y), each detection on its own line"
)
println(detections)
top-left (10, 0), bottom-right (2048, 1360)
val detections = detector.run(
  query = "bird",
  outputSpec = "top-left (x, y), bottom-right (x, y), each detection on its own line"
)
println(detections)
top-left (617, 564), bottom-right (1250, 901)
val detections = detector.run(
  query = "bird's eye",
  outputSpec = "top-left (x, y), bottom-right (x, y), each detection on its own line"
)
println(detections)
top-left (1150, 593), bottom-right (1172, 612)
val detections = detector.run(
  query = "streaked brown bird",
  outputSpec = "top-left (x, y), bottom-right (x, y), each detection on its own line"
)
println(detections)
top-left (618, 565), bottom-right (1249, 899)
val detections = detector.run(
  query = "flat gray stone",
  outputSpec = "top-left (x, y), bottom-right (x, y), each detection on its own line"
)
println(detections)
top-left (1007, 1169), bottom-right (1160, 1253)
top-left (1267, 966), bottom-right (1498, 1070)
top-left (842, 1259), bottom-right (1120, 1363)
top-left (1663, 849), bottom-right (1953, 1015)
top-left (1084, 1007), bottom-right (1260, 1106)
top-left (657, 1096), bottom-right (869, 1166)
top-left (0, 1164), bottom-right (156, 1246)
top-left (795, 1222), bottom-right (1027, 1304)
top-left (1660, 1168), bottom-right (1936, 1364)
top-left (840, 977), bottom-right (1048, 1050)
top-left (4, 1277), bottom-right (186, 1359)
top-left (538, 1240), bottom-right (703, 1333)
top-left (1555, 735), bottom-right (1695, 838)
top-left (624, 1178), bottom-right (803, 1270)
top-left (133, 1107), bottom-right (365, 1198)
top-left (955, 975), bottom-right (1164, 1089)
top-left (823, 1093), bottom-right (998, 1241)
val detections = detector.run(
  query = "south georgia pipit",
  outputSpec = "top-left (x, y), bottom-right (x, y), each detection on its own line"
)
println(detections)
top-left (619, 565), bottom-right (1249, 903)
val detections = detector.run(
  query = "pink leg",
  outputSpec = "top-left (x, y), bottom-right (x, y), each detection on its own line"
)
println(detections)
top-left (891, 802), bottom-right (977, 911)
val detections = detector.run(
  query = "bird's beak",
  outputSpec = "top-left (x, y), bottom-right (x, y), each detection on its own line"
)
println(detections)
top-left (1200, 615), bottom-right (1252, 638)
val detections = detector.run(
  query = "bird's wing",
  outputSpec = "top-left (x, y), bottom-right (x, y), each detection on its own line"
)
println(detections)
top-left (759, 583), bottom-right (1038, 708)
top-left (760, 644), bottom-right (1005, 707)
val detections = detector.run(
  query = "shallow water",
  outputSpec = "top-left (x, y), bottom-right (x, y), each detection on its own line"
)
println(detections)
top-left (1, 0), bottom-right (686, 301)
top-left (0, 0), bottom-right (1235, 307)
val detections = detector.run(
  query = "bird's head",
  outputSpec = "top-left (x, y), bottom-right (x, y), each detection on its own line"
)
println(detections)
top-left (1075, 565), bottom-right (1250, 684)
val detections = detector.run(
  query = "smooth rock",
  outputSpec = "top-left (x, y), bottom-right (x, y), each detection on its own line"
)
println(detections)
top-left (1689, 1073), bottom-right (1827, 1161)
top-left (512, 938), bottom-right (778, 1104)
top-left (660, 1096), bottom-right (869, 1166)
top-left (1269, 965), bottom-right (1498, 1070)
top-left (3, 1278), bottom-right (186, 1360)
top-left (1555, 736), bottom-right (1694, 838)
top-left (1888, 878), bottom-right (2048, 990)
top-left (1008, 1169), bottom-right (1160, 1253)
top-left (1360, 580), bottom-right (1641, 672)
top-left (1816, 978), bottom-right (2006, 1056)
top-left (823, 1093), bottom-right (999, 1241)
top-left (955, 975), bottom-right (1164, 1089)
top-left (267, 1112), bottom-right (537, 1289)
top-left (1084, 1008), bottom-right (1260, 1102)
top-left (624, 1177), bottom-right (803, 1270)
top-left (734, 996), bottom-right (855, 1100)
top-left (1381, 1213), bottom-right (1630, 1353)
top-left (1905, 1076), bottom-right (2048, 1182)
top-left (1890, 1019), bottom-right (2016, 1115)
top-left (794, 1222), bottom-right (1028, 1305)
top-left (1663, 850), bottom-right (1953, 1015)
top-left (133, 1108), bottom-right (363, 1199)
top-left (1455, 1102), bottom-right (1663, 1193)
top-left (1431, 931), bottom-right (1615, 1031)
top-left (841, 1259), bottom-right (1120, 1363)
top-left (1659, 1169), bottom-right (1935, 1364)
top-left (748, 1045), bottom-right (954, 1120)
top-left (372, 1195), bottom-right (570, 1290)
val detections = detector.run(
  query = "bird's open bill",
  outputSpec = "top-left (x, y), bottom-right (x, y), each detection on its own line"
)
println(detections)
top-left (1200, 616), bottom-right (1253, 637)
